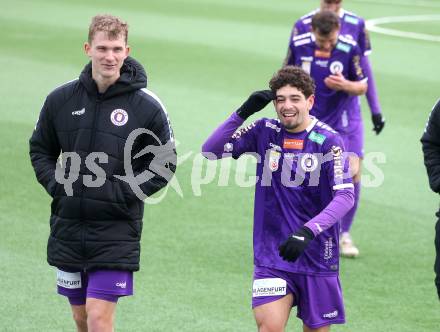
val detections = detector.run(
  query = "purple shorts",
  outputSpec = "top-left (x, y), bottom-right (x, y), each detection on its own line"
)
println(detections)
top-left (252, 266), bottom-right (345, 329)
top-left (57, 269), bottom-right (133, 305)
top-left (340, 120), bottom-right (364, 158)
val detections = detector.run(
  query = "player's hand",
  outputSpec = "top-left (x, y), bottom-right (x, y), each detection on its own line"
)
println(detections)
top-left (372, 113), bottom-right (385, 135)
top-left (236, 90), bottom-right (274, 120)
top-left (324, 72), bottom-right (346, 91)
top-left (278, 226), bottom-right (315, 262)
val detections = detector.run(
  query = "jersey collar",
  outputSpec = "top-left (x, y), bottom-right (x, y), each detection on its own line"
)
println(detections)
top-left (306, 116), bottom-right (318, 132)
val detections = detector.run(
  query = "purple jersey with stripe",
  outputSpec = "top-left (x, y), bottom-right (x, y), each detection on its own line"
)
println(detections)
top-left (292, 9), bottom-right (371, 56)
top-left (286, 35), bottom-right (367, 133)
top-left (226, 117), bottom-right (353, 275)
top-left (288, 8), bottom-right (371, 122)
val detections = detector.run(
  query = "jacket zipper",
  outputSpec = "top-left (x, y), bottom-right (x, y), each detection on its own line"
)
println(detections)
top-left (80, 95), bottom-right (102, 272)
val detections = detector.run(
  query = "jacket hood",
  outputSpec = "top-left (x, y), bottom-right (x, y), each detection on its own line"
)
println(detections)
top-left (79, 56), bottom-right (148, 98)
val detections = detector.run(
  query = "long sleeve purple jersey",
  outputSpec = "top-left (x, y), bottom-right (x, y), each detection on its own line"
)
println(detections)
top-left (203, 113), bottom-right (354, 275)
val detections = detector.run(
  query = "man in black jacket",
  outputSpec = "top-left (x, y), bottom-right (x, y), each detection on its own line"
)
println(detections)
top-left (421, 99), bottom-right (440, 301)
top-left (29, 15), bottom-right (176, 331)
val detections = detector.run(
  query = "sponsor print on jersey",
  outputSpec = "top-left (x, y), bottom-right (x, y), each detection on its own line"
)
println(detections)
top-left (269, 150), bottom-right (281, 172)
top-left (300, 153), bottom-right (319, 172)
top-left (57, 269), bottom-right (81, 289)
top-left (323, 237), bottom-right (334, 261)
top-left (110, 109), bottom-right (128, 126)
top-left (284, 152), bottom-right (297, 161)
top-left (330, 61), bottom-right (344, 75)
top-left (336, 42), bottom-right (351, 53)
top-left (232, 122), bottom-right (256, 139)
top-left (253, 278), bottom-right (287, 297)
top-left (315, 60), bottom-right (329, 68)
top-left (331, 146), bottom-right (344, 180)
top-left (314, 49), bottom-right (331, 58)
top-left (283, 139), bottom-right (304, 150)
top-left (353, 55), bottom-right (364, 78)
top-left (309, 131), bottom-right (326, 145)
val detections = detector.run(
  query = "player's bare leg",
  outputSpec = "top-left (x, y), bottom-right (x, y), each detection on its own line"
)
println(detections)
top-left (71, 304), bottom-right (88, 332)
top-left (254, 294), bottom-right (293, 332)
top-left (340, 155), bottom-right (361, 258)
top-left (86, 298), bottom-right (117, 332)
top-left (303, 324), bottom-right (330, 332)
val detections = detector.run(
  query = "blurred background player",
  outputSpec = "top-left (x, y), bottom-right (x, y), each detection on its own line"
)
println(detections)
top-left (284, 0), bottom-right (385, 134)
top-left (202, 66), bottom-right (354, 331)
top-left (421, 99), bottom-right (440, 301)
top-left (285, 10), bottom-right (368, 257)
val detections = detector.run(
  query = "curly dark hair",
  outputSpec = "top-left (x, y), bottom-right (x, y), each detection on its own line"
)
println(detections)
top-left (311, 10), bottom-right (340, 36)
top-left (269, 66), bottom-right (315, 98)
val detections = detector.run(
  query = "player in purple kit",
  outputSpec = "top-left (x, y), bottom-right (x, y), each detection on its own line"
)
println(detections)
top-left (285, 10), bottom-right (369, 257)
top-left (285, 0), bottom-right (384, 133)
top-left (202, 66), bottom-right (354, 331)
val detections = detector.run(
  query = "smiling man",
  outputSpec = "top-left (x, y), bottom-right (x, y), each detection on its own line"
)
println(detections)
top-left (30, 15), bottom-right (176, 331)
top-left (202, 66), bottom-right (354, 331)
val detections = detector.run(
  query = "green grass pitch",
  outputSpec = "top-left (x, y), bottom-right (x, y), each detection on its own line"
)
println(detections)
top-left (1, 0), bottom-right (440, 330)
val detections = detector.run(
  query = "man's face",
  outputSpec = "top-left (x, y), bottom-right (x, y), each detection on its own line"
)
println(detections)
top-left (84, 31), bottom-right (130, 81)
top-left (274, 85), bottom-right (314, 132)
top-left (320, 0), bottom-right (342, 12)
top-left (313, 28), bottom-right (339, 52)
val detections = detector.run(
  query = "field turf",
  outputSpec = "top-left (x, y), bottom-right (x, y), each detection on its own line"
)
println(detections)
top-left (1, 0), bottom-right (439, 330)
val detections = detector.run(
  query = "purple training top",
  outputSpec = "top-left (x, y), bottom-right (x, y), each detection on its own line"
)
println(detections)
top-left (203, 113), bottom-right (354, 275)
top-left (286, 34), bottom-right (368, 133)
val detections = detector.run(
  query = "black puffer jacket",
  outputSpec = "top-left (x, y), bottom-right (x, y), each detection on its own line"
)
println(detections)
top-left (422, 99), bottom-right (440, 193)
top-left (29, 57), bottom-right (176, 271)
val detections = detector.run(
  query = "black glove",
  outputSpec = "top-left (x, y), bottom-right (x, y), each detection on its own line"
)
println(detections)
top-left (372, 113), bottom-right (385, 135)
top-left (236, 90), bottom-right (274, 120)
top-left (278, 226), bottom-right (315, 262)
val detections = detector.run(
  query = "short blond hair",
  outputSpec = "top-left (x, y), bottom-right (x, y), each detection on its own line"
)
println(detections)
top-left (88, 14), bottom-right (128, 44)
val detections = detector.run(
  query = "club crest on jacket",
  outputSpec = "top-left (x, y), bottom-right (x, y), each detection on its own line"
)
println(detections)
top-left (111, 109), bottom-right (128, 126)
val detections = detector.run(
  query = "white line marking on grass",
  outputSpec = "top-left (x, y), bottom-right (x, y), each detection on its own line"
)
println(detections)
top-left (352, 0), bottom-right (440, 9)
top-left (366, 15), bottom-right (440, 42)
